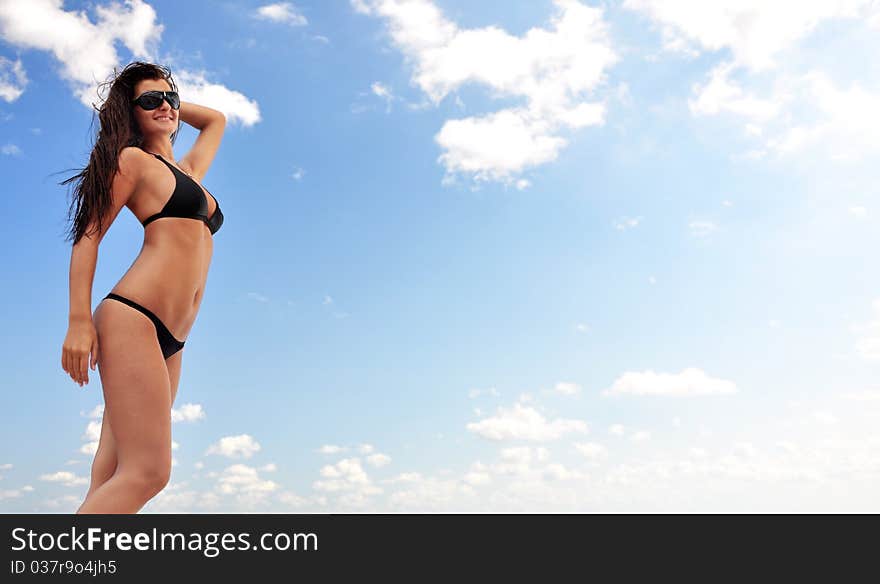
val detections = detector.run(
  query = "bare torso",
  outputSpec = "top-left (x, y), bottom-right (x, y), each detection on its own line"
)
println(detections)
top-left (106, 149), bottom-right (219, 341)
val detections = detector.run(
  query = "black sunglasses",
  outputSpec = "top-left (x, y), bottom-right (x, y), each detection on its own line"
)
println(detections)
top-left (132, 90), bottom-right (180, 110)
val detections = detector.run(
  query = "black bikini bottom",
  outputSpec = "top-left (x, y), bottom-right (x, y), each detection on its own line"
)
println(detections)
top-left (103, 292), bottom-right (186, 360)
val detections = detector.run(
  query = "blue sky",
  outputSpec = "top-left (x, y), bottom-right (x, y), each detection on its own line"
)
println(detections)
top-left (1, 0), bottom-right (880, 512)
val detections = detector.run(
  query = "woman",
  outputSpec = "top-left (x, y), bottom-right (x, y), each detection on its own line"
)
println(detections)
top-left (59, 61), bottom-right (227, 513)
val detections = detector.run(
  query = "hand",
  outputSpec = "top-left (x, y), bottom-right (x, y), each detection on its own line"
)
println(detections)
top-left (62, 319), bottom-right (99, 388)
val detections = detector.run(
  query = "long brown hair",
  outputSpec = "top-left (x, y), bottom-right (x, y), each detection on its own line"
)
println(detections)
top-left (57, 61), bottom-right (180, 245)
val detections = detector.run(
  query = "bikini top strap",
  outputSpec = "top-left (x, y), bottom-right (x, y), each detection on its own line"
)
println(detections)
top-left (137, 146), bottom-right (167, 163)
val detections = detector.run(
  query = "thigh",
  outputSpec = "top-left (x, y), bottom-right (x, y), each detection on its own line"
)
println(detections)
top-left (95, 334), bottom-right (180, 463)
top-left (166, 349), bottom-right (183, 406)
top-left (94, 300), bottom-right (172, 472)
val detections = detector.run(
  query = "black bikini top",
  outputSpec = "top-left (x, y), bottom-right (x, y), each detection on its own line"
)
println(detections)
top-left (140, 150), bottom-right (224, 235)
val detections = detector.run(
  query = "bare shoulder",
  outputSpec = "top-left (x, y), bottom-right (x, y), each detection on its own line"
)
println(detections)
top-left (110, 146), bottom-right (151, 205)
top-left (79, 147), bottom-right (146, 243)
top-left (117, 146), bottom-right (150, 183)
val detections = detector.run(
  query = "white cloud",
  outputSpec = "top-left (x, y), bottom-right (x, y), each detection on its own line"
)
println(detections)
top-left (848, 206), bottom-right (868, 219)
top-left (318, 444), bottom-right (346, 454)
top-left (515, 178), bottom-right (531, 190)
top-left (276, 490), bottom-right (311, 508)
top-left (630, 430), bottom-right (651, 442)
top-left (840, 389), bottom-right (880, 401)
top-left (688, 220), bottom-right (717, 237)
top-left (733, 442), bottom-right (758, 458)
top-left (574, 442), bottom-right (608, 460)
top-left (85, 404), bottom-right (104, 419)
top-left (774, 441), bottom-right (798, 455)
top-left (467, 401), bottom-right (588, 441)
top-left (0, 488), bottom-right (27, 500)
top-left (254, 2), bottom-right (308, 26)
top-left (149, 466), bottom-right (283, 512)
top-left (79, 441), bottom-right (98, 456)
top-left (39, 471), bottom-right (88, 487)
top-left (603, 367), bottom-right (738, 397)
top-left (0, 0), bottom-right (162, 106)
top-left (353, 0), bottom-right (618, 186)
top-left (626, 1), bottom-right (880, 162)
top-left (206, 434), bottom-right (262, 459)
top-left (42, 494), bottom-right (81, 509)
top-left (624, 0), bottom-right (872, 72)
top-left (171, 403), bottom-right (205, 423)
top-left (313, 458), bottom-right (382, 506)
top-left (0, 0), bottom-right (260, 126)
top-left (688, 61), bottom-right (784, 120)
top-left (498, 446), bottom-right (549, 468)
top-left (366, 453), bottom-right (391, 467)
top-left (247, 291), bottom-right (269, 303)
top-left (370, 81), bottom-right (395, 112)
top-left (83, 420), bottom-right (101, 442)
top-left (79, 418), bottom-right (102, 456)
top-left (614, 216), bottom-right (642, 230)
top-left (542, 462), bottom-right (586, 481)
top-left (812, 411), bottom-right (839, 426)
top-left (553, 382), bottom-right (581, 396)
top-left (468, 386), bottom-right (500, 399)
top-left (170, 68), bottom-right (261, 127)
top-left (387, 474), bottom-right (476, 510)
top-left (0, 55), bottom-right (27, 102)
top-left (386, 471), bottom-right (423, 484)
top-left (216, 464), bottom-right (279, 497)
top-left (462, 462), bottom-right (492, 486)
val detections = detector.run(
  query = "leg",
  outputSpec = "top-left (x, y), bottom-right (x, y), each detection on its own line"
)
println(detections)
top-left (82, 349), bottom-right (183, 498)
top-left (76, 300), bottom-right (174, 514)
top-left (167, 349), bottom-right (183, 406)
top-left (83, 414), bottom-right (117, 500)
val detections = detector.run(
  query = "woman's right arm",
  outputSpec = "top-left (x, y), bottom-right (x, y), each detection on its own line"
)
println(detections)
top-left (62, 147), bottom-right (141, 388)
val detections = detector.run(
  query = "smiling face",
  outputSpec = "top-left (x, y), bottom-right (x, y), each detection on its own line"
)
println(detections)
top-left (132, 77), bottom-right (177, 137)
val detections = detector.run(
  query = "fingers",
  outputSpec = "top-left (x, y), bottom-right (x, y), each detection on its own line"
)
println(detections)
top-left (63, 340), bottom-right (97, 387)
top-left (73, 353), bottom-right (82, 386)
top-left (78, 352), bottom-right (89, 386)
top-left (63, 347), bottom-right (77, 384)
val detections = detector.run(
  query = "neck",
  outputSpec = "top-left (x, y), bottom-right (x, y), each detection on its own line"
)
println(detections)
top-left (139, 137), bottom-right (174, 161)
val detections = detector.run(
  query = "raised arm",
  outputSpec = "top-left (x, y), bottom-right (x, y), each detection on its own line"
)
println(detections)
top-left (177, 100), bottom-right (226, 180)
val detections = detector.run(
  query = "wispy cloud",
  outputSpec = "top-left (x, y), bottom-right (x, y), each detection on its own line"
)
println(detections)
top-left (352, 0), bottom-right (618, 187)
top-left (603, 368), bottom-right (738, 397)
top-left (254, 2), bottom-right (308, 26)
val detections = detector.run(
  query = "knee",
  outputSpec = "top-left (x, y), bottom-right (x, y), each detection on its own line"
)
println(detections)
top-left (89, 451), bottom-right (117, 484)
top-left (126, 461), bottom-right (172, 497)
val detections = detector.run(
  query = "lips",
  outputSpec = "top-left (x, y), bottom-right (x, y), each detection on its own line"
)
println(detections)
top-left (154, 116), bottom-right (173, 121)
